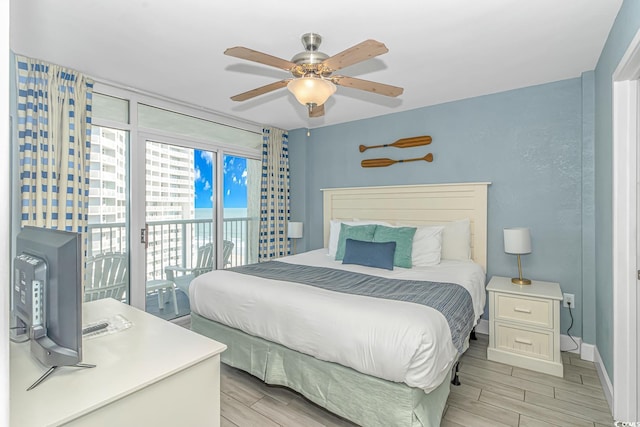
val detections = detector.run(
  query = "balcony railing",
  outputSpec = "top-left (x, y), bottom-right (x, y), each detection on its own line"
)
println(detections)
top-left (87, 216), bottom-right (258, 280)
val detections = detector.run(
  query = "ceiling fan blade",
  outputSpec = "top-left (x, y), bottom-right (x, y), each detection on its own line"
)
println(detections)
top-left (332, 75), bottom-right (403, 97)
top-left (230, 79), bottom-right (291, 102)
top-left (224, 46), bottom-right (296, 71)
top-left (308, 103), bottom-right (325, 118)
top-left (322, 40), bottom-right (389, 72)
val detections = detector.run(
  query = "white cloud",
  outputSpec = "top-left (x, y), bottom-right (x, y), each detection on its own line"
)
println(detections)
top-left (200, 151), bottom-right (213, 165)
top-left (204, 180), bottom-right (211, 191)
top-left (226, 189), bottom-right (231, 196)
top-left (194, 166), bottom-right (201, 182)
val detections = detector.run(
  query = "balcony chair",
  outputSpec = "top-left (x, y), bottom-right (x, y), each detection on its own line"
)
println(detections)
top-left (222, 239), bottom-right (234, 268)
top-left (165, 242), bottom-right (213, 298)
top-left (165, 241), bottom-right (235, 298)
top-left (84, 252), bottom-right (128, 302)
top-left (146, 278), bottom-right (179, 315)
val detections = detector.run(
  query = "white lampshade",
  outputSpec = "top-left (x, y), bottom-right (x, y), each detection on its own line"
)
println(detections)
top-left (504, 227), bottom-right (532, 254)
top-left (288, 222), bottom-right (303, 239)
top-left (287, 77), bottom-right (336, 106)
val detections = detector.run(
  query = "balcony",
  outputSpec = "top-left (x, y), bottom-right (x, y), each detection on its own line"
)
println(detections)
top-left (87, 216), bottom-right (258, 281)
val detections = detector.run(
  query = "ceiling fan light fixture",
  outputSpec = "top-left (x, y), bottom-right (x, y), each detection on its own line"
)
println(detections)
top-left (287, 77), bottom-right (336, 107)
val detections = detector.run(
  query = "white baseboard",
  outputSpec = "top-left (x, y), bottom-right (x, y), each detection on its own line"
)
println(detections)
top-left (594, 346), bottom-right (614, 411)
top-left (561, 334), bottom-right (582, 355)
top-left (580, 342), bottom-right (595, 361)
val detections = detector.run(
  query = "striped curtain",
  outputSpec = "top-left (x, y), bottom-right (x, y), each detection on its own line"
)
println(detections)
top-left (259, 127), bottom-right (290, 260)
top-left (16, 55), bottom-right (93, 238)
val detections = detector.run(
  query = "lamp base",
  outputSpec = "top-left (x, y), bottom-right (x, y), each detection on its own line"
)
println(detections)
top-left (511, 277), bottom-right (532, 285)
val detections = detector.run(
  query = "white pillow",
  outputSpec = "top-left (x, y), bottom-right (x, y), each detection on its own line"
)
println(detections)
top-left (412, 225), bottom-right (445, 266)
top-left (327, 220), bottom-right (390, 257)
top-left (441, 218), bottom-right (471, 260)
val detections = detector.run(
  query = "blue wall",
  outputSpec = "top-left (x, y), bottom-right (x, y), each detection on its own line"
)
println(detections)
top-left (593, 0), bottom-right (640, 383)
top-left (289, 76), bottom-right (592, 343)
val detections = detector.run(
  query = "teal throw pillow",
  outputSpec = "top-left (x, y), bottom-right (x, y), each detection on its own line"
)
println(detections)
top-left (373, 225), bottom-right (417, 268)
top-left (335, 223), bottom-right (377, 261)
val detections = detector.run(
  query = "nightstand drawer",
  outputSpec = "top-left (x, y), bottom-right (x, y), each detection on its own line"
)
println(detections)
top-left (495, 323), bottom-right (553, 360)
top-left (495, 294), bottom-right (552, 328)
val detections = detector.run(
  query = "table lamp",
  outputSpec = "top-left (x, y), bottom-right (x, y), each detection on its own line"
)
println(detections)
top-left (504, 227), bottom-right (532, 285)
top-left (288, 222), bottom-right (303, 254)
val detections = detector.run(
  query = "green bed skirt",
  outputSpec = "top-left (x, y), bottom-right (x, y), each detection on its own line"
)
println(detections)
top-left (191, 312), bottom-right (450, 427)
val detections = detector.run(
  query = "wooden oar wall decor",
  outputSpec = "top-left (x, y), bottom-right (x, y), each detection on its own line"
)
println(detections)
top-left (359, 135), bottom-right (431, 152)
top-left (362, 153), bottom-right (433, 168)
top-left (360, 135), bottom-right (434, 168)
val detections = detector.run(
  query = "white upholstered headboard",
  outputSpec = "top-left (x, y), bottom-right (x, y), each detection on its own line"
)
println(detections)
top-left (322, 182), bottom-right (490, 271)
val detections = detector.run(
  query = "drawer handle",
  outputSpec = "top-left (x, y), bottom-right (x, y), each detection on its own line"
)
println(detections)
top-left (514, 338), bottom-right (533, 345)
top-left (514, 307), bottom-right (532, 314)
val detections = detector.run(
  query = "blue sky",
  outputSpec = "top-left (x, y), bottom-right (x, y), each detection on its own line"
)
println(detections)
top-left (194, 151), bottom-right (247, 209)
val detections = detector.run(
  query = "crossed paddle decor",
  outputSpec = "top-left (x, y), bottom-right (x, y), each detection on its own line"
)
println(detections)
top-left (360, 136), bottom-right (434, 168)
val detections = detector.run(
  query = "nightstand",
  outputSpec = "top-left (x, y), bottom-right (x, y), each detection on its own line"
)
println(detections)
top-left (487, 276), bottom-right (564, 377)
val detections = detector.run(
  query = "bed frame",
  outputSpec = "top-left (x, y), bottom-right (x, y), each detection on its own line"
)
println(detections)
top-left (192, 182), bottom-right (490, 427)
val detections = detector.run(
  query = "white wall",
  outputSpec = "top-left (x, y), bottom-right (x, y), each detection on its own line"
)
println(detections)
top-left (1, 1), bottom-right (11, 425)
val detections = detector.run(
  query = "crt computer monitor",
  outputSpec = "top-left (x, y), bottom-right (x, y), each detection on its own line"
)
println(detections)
top-left (12, 226), bottom-right (83, 369)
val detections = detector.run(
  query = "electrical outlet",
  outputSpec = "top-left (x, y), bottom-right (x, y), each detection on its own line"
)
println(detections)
top-left (563, 293), bottom-right (575, 308)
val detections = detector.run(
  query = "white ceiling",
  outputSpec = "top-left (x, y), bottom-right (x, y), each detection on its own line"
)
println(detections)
top-left (10, 0), bottom-right (622, 131)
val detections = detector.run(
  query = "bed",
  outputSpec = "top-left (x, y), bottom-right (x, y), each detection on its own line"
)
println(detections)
top-left (190, 182), bottom-right (490, 426)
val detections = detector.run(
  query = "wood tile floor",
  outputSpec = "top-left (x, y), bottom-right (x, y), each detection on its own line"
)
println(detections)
top-left (177, 315), bottom-right (614, 427)
top-left (442, 333), bottom-right (613, 427)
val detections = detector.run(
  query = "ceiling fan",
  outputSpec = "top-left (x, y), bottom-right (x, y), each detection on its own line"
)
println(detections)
top-left (224, 33), bottom-right (403, 118)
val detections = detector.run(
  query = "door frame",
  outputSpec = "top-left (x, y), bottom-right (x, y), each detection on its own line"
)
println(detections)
top-left (613, 27), bottom-right (640, 422)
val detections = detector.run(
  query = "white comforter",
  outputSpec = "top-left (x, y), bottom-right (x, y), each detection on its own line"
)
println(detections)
top-left (189, 249), bottom-right (486, 392)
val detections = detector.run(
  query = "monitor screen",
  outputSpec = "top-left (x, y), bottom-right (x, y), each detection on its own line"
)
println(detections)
top-left (13, 226), bottom-right (83, 368)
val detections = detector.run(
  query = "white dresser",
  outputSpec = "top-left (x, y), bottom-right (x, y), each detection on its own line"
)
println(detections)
top-left (11, 298), bottom-right (227, 426)
top-left (487, 276), bottom-right (564, 377)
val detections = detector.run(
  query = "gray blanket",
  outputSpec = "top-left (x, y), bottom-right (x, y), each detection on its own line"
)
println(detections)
top-left (229, 261), bottom-right (474, 353)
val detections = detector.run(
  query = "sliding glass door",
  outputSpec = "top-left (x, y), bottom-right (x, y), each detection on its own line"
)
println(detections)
top-left (142, 138), bottom-right (216, 320)
top-left (139, 143), bottom-right (262, 320)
